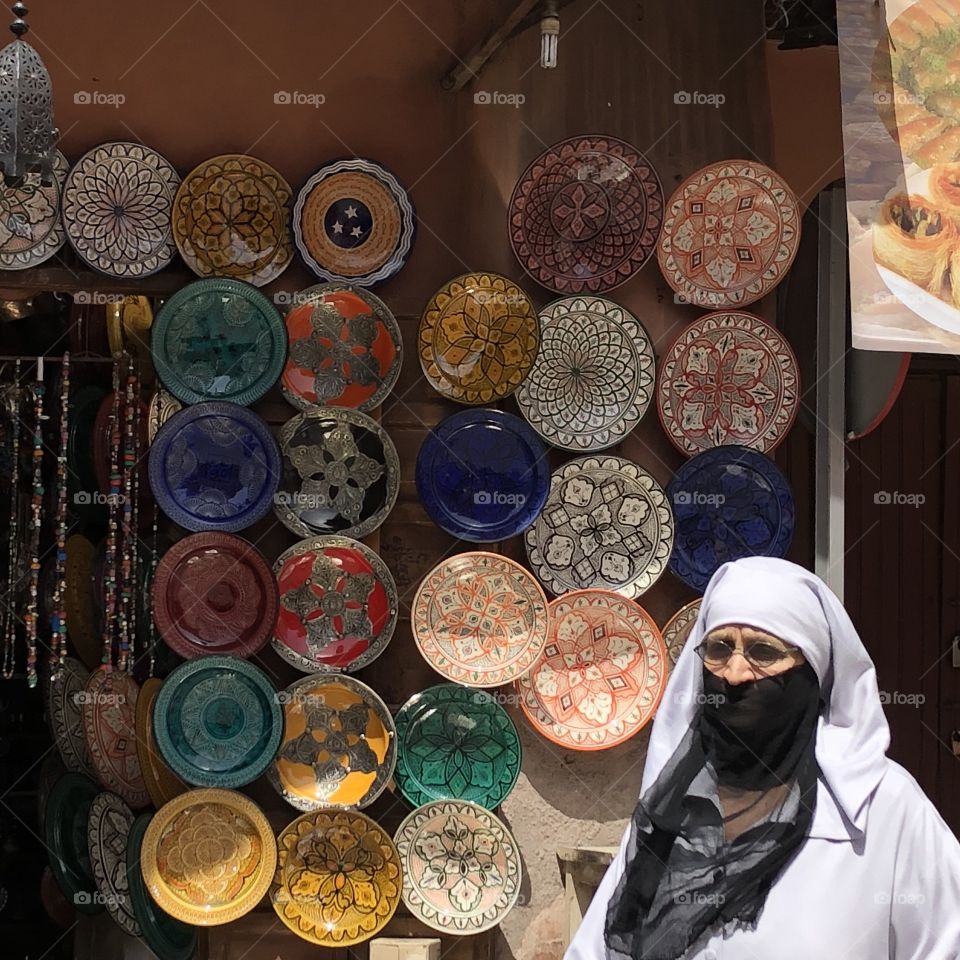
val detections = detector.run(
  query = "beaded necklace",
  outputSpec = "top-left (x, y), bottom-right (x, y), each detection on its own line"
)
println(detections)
top-left (48, 353), bottom-right (69, 680)
top-left (25, 363), bottom-right (45, 689)
top-left (1, 359), bottom-right (21, 680)
top-left (101, 355), bottom-right (122, 668)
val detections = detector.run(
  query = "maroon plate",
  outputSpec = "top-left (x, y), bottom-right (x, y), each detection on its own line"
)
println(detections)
top-left (152, 532), bottom-right (279, 659)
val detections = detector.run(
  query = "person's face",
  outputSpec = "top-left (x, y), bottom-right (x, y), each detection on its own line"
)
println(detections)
top-left (699, 624), bottom-right (807, 685)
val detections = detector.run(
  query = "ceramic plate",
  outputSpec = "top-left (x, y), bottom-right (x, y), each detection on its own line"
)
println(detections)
top-left (667, 444), bottom-right (795, 591)
top-left (280, 283), bottom-right (403, 411)
top-left (135, 679), bottom-right (188, 809)
top-left (172, 154), bottom-right (292, 286)
top-left (153, 656), bottom-right (282, 788)
top-left (395, 799), bottom-right (521, 934)
top-left (46, 656), bottom-right (95, 777)
top-left (415, 409), bottom-right (550, 542)
top-left (657, 310), bottom-right (800, 455)
top-left (662, 598), bottom-right (702, 665)
top-left (412, 552), bottom-right (549, 686)
top-left (141, 788), bottom-right (277, 926)
top-left (88, 792), bottom-right (140, 936)
top-left (515, 296), bottom-right (656, 451)
top-left (509, 136), bottom-right (663, 294)
top-left (516, 590), bottom-right (667, 750)
top-left (147, 388), bottom-right (183, 442)
top-left (272, 535), bottom-right (398, 673)
top-left (0, 148), bottom-right (68, 268)
top-left (148, 402), bottom-right (281, 533)
top-left (524, 456), bottom-right (674, 599)
top-left (293, 157), bottom-right (416, 286)
top-left (418, 273), bottom-right (539, 404)
top-left (106, 295), bottom-right (153, 359)
top-left (271, 808), bottom-right (402, 946)
top-left (394, 684), bottom-right (521, 809)
top-left (64, 534), bottom-right (99, 669)
top-left (40, 864), bottom-right (77, 928)
top-left (126, 814), bottom-right (197, 960)
top-left (656, 159), bottom-right (801, 309)
top-left (275, 407), bottom-right (399, 539)
top-left (44, 773), bottom-right (103, 915)
top-left (152, 532), bottom-right (279, 659)
top-left (269, 673), bottom-right (396, 810)
top-left (81, 666), bottom-right (149, 809)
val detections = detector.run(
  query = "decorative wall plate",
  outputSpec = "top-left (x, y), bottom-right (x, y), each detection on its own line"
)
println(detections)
top-left (152, 532), bottom-right (279, 659)
top-left (394, 684), bottom-right (521, 809)
top-left (106, 295), bottom-right (153, 359)
top-left (272, 535), bottom-right (398, 673)
top-left (269, 673), bottom-right (396, 810)
top-left (415, 409), bottom-right (550, 542)
top-left (93, 391), bottom-right (151, 497)
top-left (293, 157), bottom-right (416, 287)
top-left (656, 159), bottom-right (801, 309)
top-left (148, 402), bottom-right (281, 533)
top-left (508, 136), bottom-right (664, 294)
top-left (172, 154), bottom-right (292, 286)
top-left (141, 788), bottom-right (277, 926)
top-left (412, 552), bottom-right (549, 686)
top-left (64, 534), bottom-right (99, 669)
top-left (81, 666), bottom-right (150, 809)
top-left (280, 283), bottom-right (403, 411)
top-left (274, 407), bottom-right (399, 539)
top-left (657, 310), bottom-right (800, 455)
top-left (418, 273), bottom-right (539, 404)
top-left (515, 296), bottom-right (656, 451)
top-left (62, 141), bottom-right (180, 277)
top-left (46, 656), bottom-right (95, 778)
top-left (0, 148), bottom-right (67, 269)
top-left (135, 679), bottom-right (189, 809)
top-left (87, 791), bottom-right (141, 936)
top-left (271, 808), bottom-right (402, 946)
top-left (126, 814), bottom-right (198, 960)
top-left (524, 456), bottom-right (674, 599)
top-left (40, 864), bottom-right (77, 929)
top-left (395, 799), bottom-right (521, 934)
top-left (662, 598), bottom-right (702, 665)
top-left (45, 773), bottom-right (103, 915)
top-left (667, 445), bottom-right (795, 591)
top-left (516, 590), bottom-right (667, 750)
top-left (153, 656), bottom-right (283, 788)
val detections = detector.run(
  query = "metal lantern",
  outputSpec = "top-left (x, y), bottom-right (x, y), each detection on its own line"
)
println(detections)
top-left (0, 3), bottom-right (58, 187)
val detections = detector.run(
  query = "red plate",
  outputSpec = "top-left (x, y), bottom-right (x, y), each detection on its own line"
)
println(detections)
top-left (152, 532), bottom-right (279, 659)
top-left (93, 390), bottom-right (151, 498)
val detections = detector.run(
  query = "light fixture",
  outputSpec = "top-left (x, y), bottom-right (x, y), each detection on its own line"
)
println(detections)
top-left (540, 0), bottom-right (559, 69)
top-left (0, 3), bottom-right (58, 188)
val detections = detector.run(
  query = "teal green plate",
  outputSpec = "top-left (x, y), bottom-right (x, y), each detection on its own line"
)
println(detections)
top-left (44, 772), bottom-right (103, 915)
top-left (126, 814), bottom-right (198, 960)
top-left (152, 278), bottom-right (286, 405)
top-left (153, 655), bottom-right (283, 788)
top-left (394, 683), bottom-right (522, 809)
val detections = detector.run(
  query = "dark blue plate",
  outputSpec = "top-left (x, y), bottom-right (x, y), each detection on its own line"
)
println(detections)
top-left (415, 409), bottom-right (550, 542)
top-left (148, 401), bottom-right (280, 533)
top-left (667, 444), bottom-right (794, 592)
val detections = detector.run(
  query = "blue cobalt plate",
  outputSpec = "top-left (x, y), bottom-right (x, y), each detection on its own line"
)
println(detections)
top-left (148, 402), bottom-right (280, 533)
top-left (667, 444), bottom-right (794, 592)
top-left (152, 656), bottom-right (283, 788)
top-left (415, 409), bottom-right (550, 542)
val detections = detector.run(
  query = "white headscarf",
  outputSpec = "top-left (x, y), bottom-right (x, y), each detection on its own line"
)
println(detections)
top-left (645, 556), bottom-right (891, 841)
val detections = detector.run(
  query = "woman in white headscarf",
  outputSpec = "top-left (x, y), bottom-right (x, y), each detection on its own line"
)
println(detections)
top-left (566, 556), bottom-right (960, 960)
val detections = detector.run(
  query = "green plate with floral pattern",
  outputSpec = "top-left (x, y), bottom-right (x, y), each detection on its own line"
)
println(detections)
top-left (394, 684), bottom-right (521, 810)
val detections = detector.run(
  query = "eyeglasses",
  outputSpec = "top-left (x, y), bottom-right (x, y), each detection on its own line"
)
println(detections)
top-left (695, 636), bottom-right (798, 669)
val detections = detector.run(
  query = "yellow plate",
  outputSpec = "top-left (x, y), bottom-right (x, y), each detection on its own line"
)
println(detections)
top-left (271, 809), bottom-right (401, 946)
top-left (135, 678), bottom-right (188, 809)
top-left (64, 534), bottom-right (98, 670)
top-left (141, 788), bottom-right (277, 926)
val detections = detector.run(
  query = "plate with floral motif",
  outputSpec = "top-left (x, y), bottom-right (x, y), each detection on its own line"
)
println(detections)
top-left (0, 148), bottom-right (68, 269)
top-left (662, 598), bottom-right (701, 665)
top-left (515, 590), bottom-right (667, 750)
top-left (394, 799), bottom-right (521, 934)
top-left (271, 808), bottom-right (402, 946)
top-left (87, 791), bottom-right (141, 936)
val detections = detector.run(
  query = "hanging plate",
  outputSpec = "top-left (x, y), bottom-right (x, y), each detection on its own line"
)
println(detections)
top-left (667, 444), bottom-right (795, 592)
top-left (415, 409), bottom-right (550, 542)
top-left (152, 655), bottom-right (283, 788)
top-left (516, 590), bottom-right (667, 750)
top-left (418, 273), bottom-right (540, 404)
top-left (662, 598), bottom-right (702, 665)
top-left (46, 656), bottom-right (96, 778)
top-left (280, 283), bottom-right (403, 411)
top-left (134, 679), bottom-right (188, 809)
top-left (292, 157), bottom-right (416, 287)
top-left (44, 773), bottom-right (103, 915)
top-left (395, 799), bottom-right (521, 934)
top-left (40, 864), bottom-right (77, 929)
top-left (657, 159), bottom-right (801, 309)
top-left (147, 388), bottom-right (182, 442)
top-left (394, 684), bottom-right (521, 809)
top-left (141, 788), bottom-right (277, 926)
top-left (269, 672), bottom-right (396, 810)
top-left (274, 406), bottom-right (399, 539)
top-left (273, 535), bottom-right (398, 673)
top-left (172, 154), bottom-right (292, 286)
top-left (64, 534), bottom-right (99, 669)
top-left (524, 456), bottom-right (674, 599)
top-left (87, 792), bottom-right (141, 937)
top-left (148, 402), bottom-right (281, 533)
top-left (412, 552), bottom-right (549, 687)
top-left (152, 532), bottom-right (279, 659)
top-left (508, 135), bottom-right (664, 294)
top-left (515, 296), bottom-right (656, 451)
top-left (0, 148), bottom-right (68, 269)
